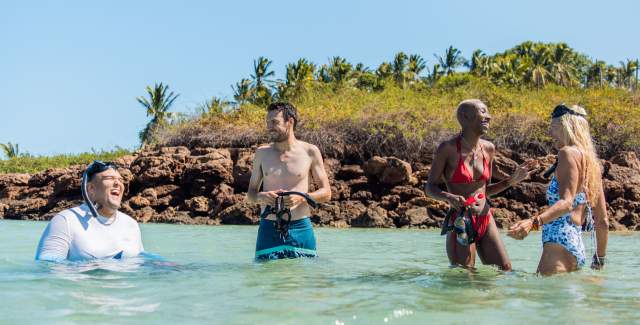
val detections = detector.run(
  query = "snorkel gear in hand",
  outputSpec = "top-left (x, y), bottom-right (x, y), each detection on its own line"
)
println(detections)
top-left (453, 193), bottom-right (485, 246)
top-left (264, 191), bottom-right (319, 239)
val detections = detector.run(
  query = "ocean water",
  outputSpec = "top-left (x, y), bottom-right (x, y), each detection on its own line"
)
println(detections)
top-left (1, 220), bottom-right (638, 324)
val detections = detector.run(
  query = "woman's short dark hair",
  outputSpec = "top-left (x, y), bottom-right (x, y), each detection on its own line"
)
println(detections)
top-left (267, 102), bottom-right (298, 129)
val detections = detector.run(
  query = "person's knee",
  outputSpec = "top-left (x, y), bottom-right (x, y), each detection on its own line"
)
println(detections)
top-left (500, 262), bottom-right (512, 271)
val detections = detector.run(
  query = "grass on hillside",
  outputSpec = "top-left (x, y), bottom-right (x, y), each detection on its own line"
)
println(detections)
top-left (157, 76), bottom-right (640, 163)
top-left (0, 148), bottom-right (132, 174)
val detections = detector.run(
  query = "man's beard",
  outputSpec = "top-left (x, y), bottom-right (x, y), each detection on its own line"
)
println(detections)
top-left (270, 131), bottom-right (288, 142)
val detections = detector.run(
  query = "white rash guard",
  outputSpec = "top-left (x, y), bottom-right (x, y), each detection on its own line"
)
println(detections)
top-left (35, 204), bottom-right (144, 262)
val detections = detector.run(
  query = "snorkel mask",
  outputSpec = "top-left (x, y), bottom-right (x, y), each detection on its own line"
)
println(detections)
top-left (81, 160), bottom-right (118, 218)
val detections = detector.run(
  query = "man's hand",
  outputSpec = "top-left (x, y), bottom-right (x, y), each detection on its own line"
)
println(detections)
top-left (283, 193), bottom-right (307, 208)
top-left (258, 190), bottom-right (281, 206)
top-left (507, 219), bottom-right (534, 240)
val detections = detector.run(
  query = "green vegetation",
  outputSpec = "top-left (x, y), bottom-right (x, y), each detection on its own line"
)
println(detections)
top-left (0, 142), bottom-right (21, 159)
top-left (137, 83), bottom-right (180, 145)
top-left (154, 42), bottom-right (640, 162)
top-left (0, 148), bottom-right (132, 174)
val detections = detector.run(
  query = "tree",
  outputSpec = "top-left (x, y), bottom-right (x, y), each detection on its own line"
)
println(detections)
top-left (525, 45), bottom-right (551, 88)
top-left (392, 52), bottom-right (408, 86)
top-left (280, 58), bottom-right (316, 99)
top-left (436, 46), bottom-right (468, 75)
top-left (318, 56), bottom-right (353, 88)
top-left (250, 56), bottom-right (275, 105)
top-left (136, 82), bottom-right (179, 144)
top-left (0, 142), bottom-right (20, 159)
top-left (549, 43), bottom-right (578, 87)
top-left (232, 78), bottom-right (253, 104)
top-left (407, 54), bottom-right (427, 83)
top-left (586, 60), bottom-right (607, 88)
top-left (197, 96), bottom-right (230, 117)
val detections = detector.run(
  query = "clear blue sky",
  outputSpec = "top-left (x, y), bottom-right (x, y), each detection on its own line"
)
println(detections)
top-left (2, 0), bottom-right (639, 156)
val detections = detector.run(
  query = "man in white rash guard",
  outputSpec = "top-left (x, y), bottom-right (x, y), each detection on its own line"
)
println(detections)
top-left (35, 161), bottom-right (144, 262)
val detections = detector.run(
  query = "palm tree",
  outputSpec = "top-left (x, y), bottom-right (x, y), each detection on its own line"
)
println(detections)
top-left (376, 62), bottom-right (393, 80)
top-left (250, 56), bottom-right (275, 105)
top-left (319, 56), bottom-right (353, 88)
top-left (618, 59), bottom-right (638, 89)
top-left (525, 45), bottom-right (551, 88)
top-left (232, 78), bottom-right (253, 104)
top-left (436, 46), bottom-right (468, 75)
top-left (392, 52), bottom-right (408, 86)
top-left (352, 63), bottom-right (377, 91)
top-left (425, 64), bottom-right (443, 85)
top-left (549, 43), bottom-right (578, 87)
top-left (282, 58), bottom-right (316, 98)
top-left (136, 82), bottom-right (179, 144)
top-left (586, 60), bottom-right (607, 88)
top-left (0, 142), bottom-right (20, 159)
top-left (407, 54), bottom-right (427, 83)
top-left (197, 96), bottom-right (230, 117)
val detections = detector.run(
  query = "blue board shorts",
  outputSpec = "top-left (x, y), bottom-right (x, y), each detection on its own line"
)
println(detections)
top-left (255, 213), bottom-right (317, 261)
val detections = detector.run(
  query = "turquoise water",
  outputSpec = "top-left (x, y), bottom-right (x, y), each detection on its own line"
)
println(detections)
top-left (1, 220), bottom-right (639, 324)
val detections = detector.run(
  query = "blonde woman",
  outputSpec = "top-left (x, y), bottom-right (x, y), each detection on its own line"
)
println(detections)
top-left (508, 104), bottom-right (609, 275)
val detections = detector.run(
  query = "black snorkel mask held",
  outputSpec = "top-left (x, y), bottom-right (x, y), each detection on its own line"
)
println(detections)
top-left (264, 191), bottom-right (319, 239)
top-left (81, 160), bottom-right (118, 218)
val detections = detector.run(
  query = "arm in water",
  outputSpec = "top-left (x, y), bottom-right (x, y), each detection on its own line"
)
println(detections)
top-left (591, 184), bottom-right (609, 269)
top-left (35, 214), bottom-right (70, 262)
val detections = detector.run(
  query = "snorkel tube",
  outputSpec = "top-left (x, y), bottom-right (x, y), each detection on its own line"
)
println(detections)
top-left (276, 191), bottom-right (319, 208)
top-left (81, 170), bottom-right (100, 218)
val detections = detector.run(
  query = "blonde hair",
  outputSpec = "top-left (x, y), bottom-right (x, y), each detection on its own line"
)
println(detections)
top-left (555, 105), bottom-right (603, 202)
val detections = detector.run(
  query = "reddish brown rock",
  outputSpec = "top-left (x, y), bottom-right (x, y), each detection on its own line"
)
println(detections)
top-left (507, 182), bottom-right (547, 207)
top-left (219, 202), bottom-right (259, 225)
top-left (131, 206), bottom-right (155, 223)
top-left (127, 195), bottom-right (151, 209)
top-left (185, 196), bottom-right (210, 214)
top-left (336, 165), bottom-right (364, 180)
top-left (492, 153), bottom-right (518, 181)
top-left (0, 173), bottom-right (30, 188)
top-left (397, 207), bottom-right (429, 227)
top-left (364, 156), bottom-right (412, 185)
top-left (351, 205), bottom-right (394, 228)
top-left (610, 151), bottom-right (640, 171)
top-left (311, 202), bottom-right (341, 226)
top-left (150, 207), bottom-right (194, 224)
top-left (339, 200), bottom-right (367, 224)
top-left (323, 158), bottom-right (342, 180)
top-left (232, 149), bottom-right (254, 191)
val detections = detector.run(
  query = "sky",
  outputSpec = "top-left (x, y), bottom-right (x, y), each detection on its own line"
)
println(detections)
top-left (1, 0), bottom-right (639, 156)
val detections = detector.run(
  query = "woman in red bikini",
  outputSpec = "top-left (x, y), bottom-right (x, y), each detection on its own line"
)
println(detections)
top-left (425, 99), bottom-right (537, 270)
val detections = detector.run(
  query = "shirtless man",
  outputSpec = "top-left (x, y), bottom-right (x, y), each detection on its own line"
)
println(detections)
top-left (246, 102), bottom-right (331, 260)
top-left (425, 99), bottom-right (536, 270)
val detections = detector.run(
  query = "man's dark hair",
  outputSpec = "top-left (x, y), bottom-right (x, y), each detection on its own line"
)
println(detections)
top-left (267, 102), bottom-right (298, 129)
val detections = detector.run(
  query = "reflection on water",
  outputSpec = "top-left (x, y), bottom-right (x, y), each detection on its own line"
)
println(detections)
top-left (1, 220), bottom-right (639, 324)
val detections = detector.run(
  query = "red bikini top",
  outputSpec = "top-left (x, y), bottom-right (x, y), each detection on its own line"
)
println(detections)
top-left (450, 136), bottom-right (491, 184)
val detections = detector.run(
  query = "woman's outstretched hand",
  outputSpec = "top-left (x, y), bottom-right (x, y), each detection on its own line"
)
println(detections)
top-left (510, 159), bottom-right (539, 184)
top-left (508, 219), bottom-right (534, 240)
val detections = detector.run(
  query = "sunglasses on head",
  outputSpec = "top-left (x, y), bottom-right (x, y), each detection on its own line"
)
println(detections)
top-left (551, 104), bottom-right (586, 119)
top-left (84, 160), bottom-right (118, 180)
